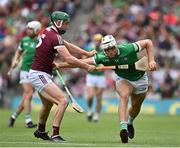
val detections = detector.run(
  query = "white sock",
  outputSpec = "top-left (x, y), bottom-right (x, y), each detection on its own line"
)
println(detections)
top-left (87, 109), bottom-right (93, 116)
top-left (25, 113), bottom-right (32, 124)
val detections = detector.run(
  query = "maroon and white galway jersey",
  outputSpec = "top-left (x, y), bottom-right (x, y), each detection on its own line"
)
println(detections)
top-left (31, 27), bottom-right (64, 75)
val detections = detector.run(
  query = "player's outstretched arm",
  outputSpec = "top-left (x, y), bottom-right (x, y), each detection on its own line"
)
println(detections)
top-left (57, 46), bottom-right (95, 72)
top-left (63, 40), bottom-right (96, 57)
top-left (11, 50), bottom-right (23, 68)
top-left (136, 39), bottom-right (157, 71)
top-left (8, 49), bottom-right (23, 76)
top-left (55, 57), bottom-right (95, 69)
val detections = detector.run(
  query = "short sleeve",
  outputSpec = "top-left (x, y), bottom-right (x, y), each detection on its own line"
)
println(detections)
top-left (53, 34), bottom-right (65, 49)
top-left (93, 54), bottom-right (100, 64)
top-left (18, 40), bottom-right (24, 51)
top-left (132, 42), bottom-right (141, 52)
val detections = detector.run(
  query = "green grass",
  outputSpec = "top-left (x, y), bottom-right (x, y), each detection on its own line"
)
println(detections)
top-left (0, 109), bottom-right (180, 147)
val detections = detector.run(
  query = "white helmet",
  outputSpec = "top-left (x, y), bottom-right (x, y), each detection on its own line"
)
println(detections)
top-left (27, 21), bottom-right (41, 34)
top-left (100, 35), bottom-right (117, 50)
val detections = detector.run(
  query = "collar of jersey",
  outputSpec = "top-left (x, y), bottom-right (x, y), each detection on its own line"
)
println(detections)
top-left (51, 26), bottom-right (59, 33)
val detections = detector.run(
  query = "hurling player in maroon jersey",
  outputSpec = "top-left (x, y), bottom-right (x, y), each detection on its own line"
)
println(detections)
top-left (29, 11), bottom-right (96, 142)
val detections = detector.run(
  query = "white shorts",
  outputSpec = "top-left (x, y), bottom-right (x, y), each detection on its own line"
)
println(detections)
top-left (116, 73), bottom-right (148, 94)
top-left (86, 74), bottom-right (106, 88)
top-left (20, 71), bottom-right (31, 84)
top-left (29, 69), bottom-right (53, 92)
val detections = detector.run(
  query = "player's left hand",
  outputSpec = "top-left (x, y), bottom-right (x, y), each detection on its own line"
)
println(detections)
top-left (148, 61), bottom-right (157, 71)
top-left (87, 50), bottom-right (97, 57)
top-left (52, 62), bottom-right (59, 70)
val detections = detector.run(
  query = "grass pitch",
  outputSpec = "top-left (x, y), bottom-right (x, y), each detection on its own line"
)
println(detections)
top-left (0, 109), bottom-right (180, 147)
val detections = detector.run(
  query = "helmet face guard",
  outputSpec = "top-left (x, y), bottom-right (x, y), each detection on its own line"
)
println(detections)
top-left (100, 35), bottom-right (117, 50)
top-left (50, 11), bottom-right (70, 34)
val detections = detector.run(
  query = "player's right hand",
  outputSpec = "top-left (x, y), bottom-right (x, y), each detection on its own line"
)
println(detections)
top-left (7, 69), bottom-right (12, 76)
top-left (87, 65), bottom-right (96, 72)
top-left (87, 50), bottom-right (97, 57)
top-left (148, 61), bottom-right (157, 71)
top-left (52, 62), bottom-right (58, 71)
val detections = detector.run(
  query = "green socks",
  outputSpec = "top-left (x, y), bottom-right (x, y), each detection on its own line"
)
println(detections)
top-left (11, 112), bottom-right (18, 119)
top-left (128, 116), bottom-right (134, 125)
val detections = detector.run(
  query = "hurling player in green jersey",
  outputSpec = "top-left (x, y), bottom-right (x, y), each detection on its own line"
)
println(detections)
top-left (84, 34), bottom-right (106, 122)
top-left (8, 21), bottom-right (41, 128)
top-left (57, 35), bottom-right (157, 143)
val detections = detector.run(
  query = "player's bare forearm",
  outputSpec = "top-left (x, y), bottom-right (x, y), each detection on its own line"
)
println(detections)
top-left (11, 50), bottom-right (23, 68)
top-left (63, 55), bottom-right (96, 72)
top-left (64, 40), bottom-right (96, 57)
top-left (137, 39), bottom-right (155, 62)
top-left (137, 39), bottom-right (157, 71)
top-left (65, 56), bottom-right (88, 69)
top-left (56, 62), bottom-right (75, 69)
top-left (56, 57), bottom-right (95, 69)
top-left (57, 46), bottom-right (95, 72)
top-left (63, 40), bottom-right (86, 55)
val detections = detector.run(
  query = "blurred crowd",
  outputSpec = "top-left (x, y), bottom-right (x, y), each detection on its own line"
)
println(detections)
top-left (0, 0), bottom-right (81, 106)
top-left (0, 0), bottom-right (179, 107)
top-left (74, 0), bottom-right (180, 100)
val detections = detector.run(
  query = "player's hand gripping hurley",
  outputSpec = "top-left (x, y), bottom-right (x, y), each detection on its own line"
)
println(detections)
top-left (55, 69), bottom-right (84, 113)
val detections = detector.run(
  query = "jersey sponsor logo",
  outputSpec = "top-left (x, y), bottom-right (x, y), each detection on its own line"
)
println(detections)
top-left (124, 57), bottom-right (128, 61)
top-left (115, 59), bottom-right (119, 62)
top-left (102, 59), bottom-right (109, 62)
top-left (24, 42), bottom-right (29, 46)
top-left (30, 43), bottom-right (36, 48)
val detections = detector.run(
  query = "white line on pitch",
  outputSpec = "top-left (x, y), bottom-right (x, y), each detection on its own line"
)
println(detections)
top-left (0, 141), bottom-right (96, 146)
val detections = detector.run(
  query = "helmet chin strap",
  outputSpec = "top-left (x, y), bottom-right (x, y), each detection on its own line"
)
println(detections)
top-left (52, 20), bottom-right (66, 34)
top-left (54, 20), bottom-right (63, 28)
top-left (50, 14), bottom-right (66, 35)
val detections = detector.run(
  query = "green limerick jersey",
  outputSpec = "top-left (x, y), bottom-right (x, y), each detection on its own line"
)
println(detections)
top-left (19, 36), bottom-right (37, 71)
top-left (93, 43), bottom-right (145, 81)
top-left (87, 45), bottom-right (104, 76)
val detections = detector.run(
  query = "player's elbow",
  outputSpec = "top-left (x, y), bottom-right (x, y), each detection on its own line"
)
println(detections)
top-left (139, 39), bottom-right (153, 50)
top-left (145, 39), bottom-right (153, 47)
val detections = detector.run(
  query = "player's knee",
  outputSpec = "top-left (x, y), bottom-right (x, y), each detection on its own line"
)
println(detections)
top-left (27, 92), bottom-right (33, 98)
top-left (23, 94), bottom-right (32, 101)
top-left (96, 93), bottom-right (102, 99)
top-left (58, 97), bottom-right (69, 107)
top-left (120, 93), bottom-right (130, 100)
top-left (24, 90), bottom-right (33, 97)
